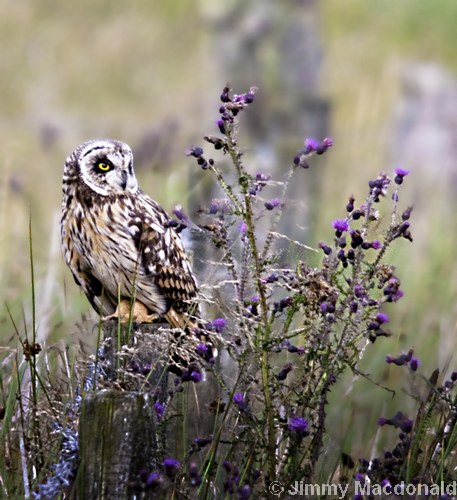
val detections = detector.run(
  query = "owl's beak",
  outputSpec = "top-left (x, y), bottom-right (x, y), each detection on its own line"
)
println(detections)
top-left (120, 169), bottom-right (138, 192)
top-left (119, 170), bottom-right (128, 190)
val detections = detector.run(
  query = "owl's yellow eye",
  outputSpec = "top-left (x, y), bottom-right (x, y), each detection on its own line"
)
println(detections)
top-left (96, 161), bottom-right (112, 172)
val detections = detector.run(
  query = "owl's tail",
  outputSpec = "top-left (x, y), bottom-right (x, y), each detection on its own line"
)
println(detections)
top-left (164, 307), bottom-right (217, 376)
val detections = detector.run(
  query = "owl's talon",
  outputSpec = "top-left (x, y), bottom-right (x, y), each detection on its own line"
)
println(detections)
top-left (102, 300), bottom-right (158, 324)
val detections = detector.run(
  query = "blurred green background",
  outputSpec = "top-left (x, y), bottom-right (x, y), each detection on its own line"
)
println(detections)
top-left (1, 0), bottom-right (457, 460)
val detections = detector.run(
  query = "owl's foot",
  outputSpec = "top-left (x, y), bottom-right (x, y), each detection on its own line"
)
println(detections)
top-left (103, 300), bottom-right (158, 324)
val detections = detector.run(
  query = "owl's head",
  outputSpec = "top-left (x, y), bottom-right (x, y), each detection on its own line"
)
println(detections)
top-left (65, 139), bottom-right (139, 196)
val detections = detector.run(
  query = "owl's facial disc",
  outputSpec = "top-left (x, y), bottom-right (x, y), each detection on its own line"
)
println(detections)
top-left (78, 140), bottom-right (138, 196)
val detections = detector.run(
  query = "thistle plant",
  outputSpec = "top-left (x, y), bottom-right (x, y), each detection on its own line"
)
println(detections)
top-left (158, 85), bottom-right (416, 497)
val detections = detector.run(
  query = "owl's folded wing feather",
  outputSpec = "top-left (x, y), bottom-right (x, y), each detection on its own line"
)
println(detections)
top-left (129, 193), bottom-right (199, 320)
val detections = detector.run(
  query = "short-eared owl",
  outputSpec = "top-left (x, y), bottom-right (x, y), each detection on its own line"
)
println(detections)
top-left (60, 139), bottom-right (199, 329)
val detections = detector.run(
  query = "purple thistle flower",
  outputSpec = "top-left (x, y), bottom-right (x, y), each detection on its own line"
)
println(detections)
top-left (196, 343), bottom-right (209, 357)
top-left (256, 172), bottom-right (271, 182)
top-left (273, 296), bottom-right (293, 314)
top-left (263, 272), bottom-right (279, 284)
top-left (211, 317), bottom-right (227, 332)
top-left (384, 277), bottom-right (404, 302)
top-left (172, 205), bottom-right (188, 222)
top-left (190, 370), bottom-right (203, 383)
top-left (376, 312), bottom-right (389, 324)
top-left (409, 357), bottom-right (420, 372)
top-left (394, 167), bottom-right (409, 177)
top-left (264, 197), bottom-right (282, 210)
top-left (208, 198), bottom-right (230, 215)
top-left (377, 417), bottom-right (388, 426)
top-left (186, 145), bottom-right (204, 158)
top-left (145, 472), bottom-right (163, 489)
top-left (288, 416), bottom-right (309, 437)
top-left (220, 86), bottom-right (231, 103)
top-left (386, 349), bottom-right (414, 366)
top-left (320, 302), bottom-right (329, 314)
top-left (293, 152), bottom-right (310, 168)
top-left (233, 392), bottom-right (248, 411)
top-left (350, 229), bottom-right (364, 248)
top-left (316, 137), bottom-right (333, 154)
top-left (154, 402), bottom-right (165, 419)
top-left (233, 87), bottom-right (256, 105)
top-left (163, 458), bottom-right (181, 477)
top-left (371, 240), bottom-right (382, 250)
top-left (286, 343), bottom-right (300, 353)
top-left (239, 222), bottom-right (247, 235)
top-left (346, 195), bottom-right (355, 213)
top-left (304, 137), bottom-right (319, 153)
top-left (319, 242), bottom-right (332, 255)
top-left (276, 363), bottom-right (293, 381)
top-left (195, 342), bottom-right (209, 357)
top-left (402, 206), bottom-right (413, 221)
top-left (238, 484), bottom-right (252, 499)
top-left (394, 167), bottom-right (409, 185)
top-left (321, 137), bottom-right (333, 148)
top-left (332, 219), bottom-right (349, 234)
top-left (216, 118), bottom-right (226, 134)
top-left (194, 436), bottom-right (212, 448)
top-left (353, 284), bottom-right (366, 298)
top-left (222, 460), bottom-right (233, 473)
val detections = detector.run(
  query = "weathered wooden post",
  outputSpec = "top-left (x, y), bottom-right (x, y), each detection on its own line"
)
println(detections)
top-left (75, 322), bottom-right (169, 498)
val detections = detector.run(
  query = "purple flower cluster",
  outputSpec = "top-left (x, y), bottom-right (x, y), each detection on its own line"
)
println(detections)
top-left (264, 197), bottom-right (282, 211)
top-left (327, 211), bottom-right (384, 268)
top-left (179, 363), bottom-right (204, 384)
top-left (222, 461), bottom-right (247, 497)
top-left (385, 348), bottom-right (420, 371)
top-left (244, 294), bottom-right (259, 316)
top-left (186, 144), bottom-right (214, 170)
top-left (332, 219), bottom-right (349, 236)
top-left (233, 392), bottom-right (249, 411)
top-left (249, 172), bottom-right (272, 196)
top-left (221, 461), bottom-right (256, 498)
top-left (194, 436), bottom-right (212, 448)
top-left (293, 136), bottom-right (333, 168)
top-left (208, 198), bottom-right (231, 215)
top-left (378, 411), bottom-right (413, 433)
top-left (154, 402), bottom-right (165, 419)
top-left (217, 86), bottom-right (257, 133)
top-left (394, 167), bottom-right (409, 185)
top-left (163, 458), bottom-right (181, 478)
top-left (368, 173), bottom-right (391, 202)
top-left (272, 296), bottom-right (293, 314)
top-left (276, 362), bottom-right (293, 381)
top-left (207, 317), bottom-right (227, 333)
top-left (383, 276), bottom-right (404, 302)
top-left (288, 416), bottom-right (310, 437)
top-left (275, 339), bottom-right (305, 354)
top-left (139, 470), bottom-right (164, 491)
top-left (367, 311), bottom-right (391, 342)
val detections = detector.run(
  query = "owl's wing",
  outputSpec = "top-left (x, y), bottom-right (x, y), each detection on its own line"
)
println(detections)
top-left (130, 192), bottom-right (199, 319)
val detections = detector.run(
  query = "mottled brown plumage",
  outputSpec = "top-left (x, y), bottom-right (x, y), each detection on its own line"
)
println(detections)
top-left (61, 139), bottom-right (199, 329)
